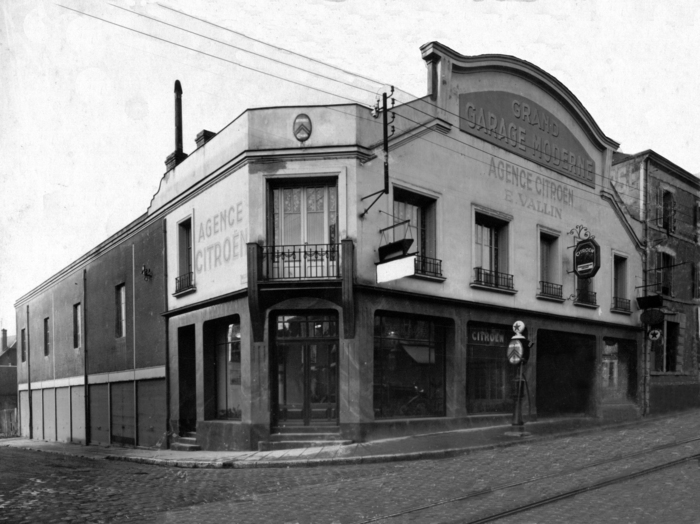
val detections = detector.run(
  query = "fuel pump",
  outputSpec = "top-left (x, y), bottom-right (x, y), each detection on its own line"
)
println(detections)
top-left (506, 320), bottom-right (532, 435)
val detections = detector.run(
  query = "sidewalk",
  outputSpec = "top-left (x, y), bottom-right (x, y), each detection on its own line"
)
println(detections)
top-left (0, 413), bottom-right (686, 469)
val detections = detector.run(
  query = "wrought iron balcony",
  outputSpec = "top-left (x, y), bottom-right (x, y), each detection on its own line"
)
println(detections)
top-left (175, 271), bottom-right (195, 293)
top-left (473, 267), bottom-right (514, 290)
top-left (415, 255), bottom-right (443, 278)
top-left (576, 289), bottom-right (597, 306)
top-left (261, 244), bottom-right (341, 280)
top-left (539, 281), bottom-right (563, 299)
top-left (612, 296), bottom-right (631, 312)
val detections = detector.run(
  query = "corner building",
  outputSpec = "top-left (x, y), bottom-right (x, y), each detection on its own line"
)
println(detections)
top-left (17, 42), bottom-right (648, 451)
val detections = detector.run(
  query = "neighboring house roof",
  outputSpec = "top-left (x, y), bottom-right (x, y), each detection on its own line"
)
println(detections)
top-left (612, 149), bottom-right (700, 189)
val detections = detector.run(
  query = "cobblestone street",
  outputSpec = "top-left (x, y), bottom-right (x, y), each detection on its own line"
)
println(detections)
top-left (2, 411), bottom-right (700, 523)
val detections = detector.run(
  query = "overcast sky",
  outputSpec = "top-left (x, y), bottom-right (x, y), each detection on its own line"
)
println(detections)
top-left (1, 0), bottom-right (698, 333)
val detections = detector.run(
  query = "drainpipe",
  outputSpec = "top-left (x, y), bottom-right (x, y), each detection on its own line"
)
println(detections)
top-left (163, 218), bottom-right (171, 448)
top-left (83, 268), bottom-right (90, 444)
top-left (26, 305), bottom-right (32, 439)
top-left (641, 157), bottom-right (650, 416)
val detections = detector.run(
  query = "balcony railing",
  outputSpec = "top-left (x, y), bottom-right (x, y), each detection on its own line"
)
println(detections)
top-left (262, 244), bottom-right (341, 280)
top-left (539, 281), bottom-right (563, 299)
top-left (415, 255), bottom-right (443, 278)
top-left (473, 267), bottom-right (514, 290)
top-left (612, 296), bottom-right (631, 312)
top-left (175, 271), bottom-right (195, 293)
top-left (576, 289), bottom-right (597, 306)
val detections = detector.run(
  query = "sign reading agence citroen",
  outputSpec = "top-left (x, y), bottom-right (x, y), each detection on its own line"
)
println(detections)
top-left (459, 91), bottom-right (597, 188)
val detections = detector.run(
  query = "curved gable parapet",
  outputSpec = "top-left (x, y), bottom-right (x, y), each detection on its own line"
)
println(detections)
top-left (420, 41), bottom-right (619, 153)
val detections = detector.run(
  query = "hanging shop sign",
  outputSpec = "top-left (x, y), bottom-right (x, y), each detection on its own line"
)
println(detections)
top-left (573, 238), bottom-right (600, 279)
top-left (458, 91), bottom-right (597, 188)
top-left (377, 255), bottom-right (417, 283)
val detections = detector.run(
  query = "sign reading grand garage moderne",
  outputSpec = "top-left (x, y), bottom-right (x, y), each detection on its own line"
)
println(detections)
top-left (459, 91), bottom-right (597, 188)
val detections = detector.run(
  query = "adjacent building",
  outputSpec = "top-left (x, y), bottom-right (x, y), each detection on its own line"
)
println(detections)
top-left (16, 42), bottom-right (695, 451)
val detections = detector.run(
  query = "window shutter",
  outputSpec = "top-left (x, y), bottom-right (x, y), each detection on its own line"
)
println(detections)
top-left (655, 251), bottom-right (663, 294)
top-left (655, 186), bottom-right (663, 227)
top-left (670, 196), bottom-right (677, 233)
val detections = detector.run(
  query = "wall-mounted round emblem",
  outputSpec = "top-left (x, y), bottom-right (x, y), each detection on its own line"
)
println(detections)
top-left (293, 114), bottom-right (312, 142)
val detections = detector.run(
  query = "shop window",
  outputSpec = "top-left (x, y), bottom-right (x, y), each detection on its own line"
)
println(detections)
top-left (393, 187), bottom-right (440, 277)
top-left (115, 284), bottom-right (126, 338)
top-left (43, 317), bottom-right (50, 357)
top-left (612, 255), bottom-right (630, 311)
top-left (538, 230), bottom-right (560, 298)
top-left (176, 218), bottom-right (195, 293)
top-left (373, 314), bottom-right (446, 419)
top-left (654, 252), bottom-right (674, 295)
top-left (653, 321), bottom-right (679, 373)
top-left (467, 324), bottom-right (514, 413)
top-left (473, 213), bottom-right (512, 289)
top-left (656, 188), bottom-right (676, 233)
top-left (73, 303), bottom-right (82, 349)
top-left (21, 328), bottom-right (26, 363)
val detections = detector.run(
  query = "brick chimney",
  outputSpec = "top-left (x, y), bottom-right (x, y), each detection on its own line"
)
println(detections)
top-left (1, 329), bottom-right (6, 353)
top-left (165, 80), bottom-right (188, 171)
top-left (195, 130), bottom-right (216, 148)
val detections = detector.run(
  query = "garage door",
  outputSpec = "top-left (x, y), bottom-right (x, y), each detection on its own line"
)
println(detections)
top-left (31, 390), bottom-right (42, 440)
top-left (56, 387), bottom-right (71, 442)
top-left (89, 384), bottom-right (109, 445)
top-left (71, 386), bottom-right (86, 443)
top-left (111, 382), bottom-right (135, 446)
top-left (137, 379), bottom-right (166, 448)
top-left (19, 391), bottom-right (30, 437)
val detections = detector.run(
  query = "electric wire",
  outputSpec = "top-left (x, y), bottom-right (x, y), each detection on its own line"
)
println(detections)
top-left (62, 3), bottom-right (696, 222)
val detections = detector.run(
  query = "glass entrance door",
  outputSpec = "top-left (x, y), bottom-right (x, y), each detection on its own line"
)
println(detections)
top-left (273, 314), bottom-right (338, 426)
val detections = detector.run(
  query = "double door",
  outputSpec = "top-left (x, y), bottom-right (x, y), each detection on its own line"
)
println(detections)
top-left (275, 341), bottom-right (338, 425)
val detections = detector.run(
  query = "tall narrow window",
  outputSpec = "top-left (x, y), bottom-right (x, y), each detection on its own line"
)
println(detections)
top-left (43, 317), bottom-right (50, 357)
top-left (657, 188), bottom-right (676, 233)
top-left (21, 328), bottom-right (26, 363)
top-left (473, 213), bottom-right (511, 289)
top-left (176, 218), bottom-right (195, 293)
top-left (539, 231), bottom-right (560, 298)
top-left (73, 303), bottom-right (82, 349)
top-left (693, 264), bottom-right (700, 299)
top-left (576, 275), bottom-right (596, 306)
top-left (115, 284), bottom-right (126, 338)
top-left (653, 321), bottom-right (679, 373)
top-left (612, 255), bottom-right (629, 311)
top-left (272, 183), bottom-right (337, 247)
top-left (655, 252), bottom-right (674, 295)
top-left (393, 187), bottom-right (440, 277)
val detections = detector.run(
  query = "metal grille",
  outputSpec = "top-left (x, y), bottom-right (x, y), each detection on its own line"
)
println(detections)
top-left (473, 267), bottom-right (514, 290)
top-left (175, 271), bottom-right (194, 293)
top-left (612, 296), bottom-right (631, 311)
top-left (539, 281), bottom-right (562, 298)
top-left (576, 289), bottom-right (597, 305)
top-left (415, 256), bottom-right (443, 278)
top-left (263, 244), bottom-right (340, 280)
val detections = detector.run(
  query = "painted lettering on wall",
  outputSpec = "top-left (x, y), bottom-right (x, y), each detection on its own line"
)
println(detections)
top-left (469, 327), bottom-right (506, 347)
top-left (459, 91), bottom-right (597, 188)
top-left (487, 157), bottom-right (573, 219)
top-left (195, 202), bottom-right (248, 275)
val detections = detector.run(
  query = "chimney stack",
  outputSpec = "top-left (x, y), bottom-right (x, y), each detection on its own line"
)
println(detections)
top-left (1, 329), bottom-right (6, 353)
top-left (165, 80), bottom-right (188, 171)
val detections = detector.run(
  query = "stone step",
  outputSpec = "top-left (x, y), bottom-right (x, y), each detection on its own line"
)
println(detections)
top-left (258, 439), bottom-right (353, 451)
top-left (170, 441), bottom-right (202, 451)
top-left (269, 432), bottom-right (346, 442)
top-left (274, 425), bottom-right (340, 434)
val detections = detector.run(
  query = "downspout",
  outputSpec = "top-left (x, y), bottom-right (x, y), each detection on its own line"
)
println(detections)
top-left (83, 268), bottom-right (90, 444)
top-left (26, 305), bottom-right (32, 439)
top-left (163, 218), bottom-right (171, 448)
top-left (641, 157), bottom-right (649, 416)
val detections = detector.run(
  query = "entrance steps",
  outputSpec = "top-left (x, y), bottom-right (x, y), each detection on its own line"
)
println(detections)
top-left (170, 432), bottom-right (201, 451)
top-left (259, 425), bottom-right (353, 451)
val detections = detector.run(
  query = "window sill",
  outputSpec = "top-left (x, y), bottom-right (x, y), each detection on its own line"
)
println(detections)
top-left (410, 273), bottom-right (446, 283)
top-left (173, 286), bottom-right (197, 298)
top-left (470, 283), bottom-right (517, 295)
top-left (649, 372), bottom-right (690, 377)
top-left (610, 308), bottom-right (632, 315)
top-left (536, 293), bottom-right (565, 303)
top-left (574, 301), bottom-right (598, 309)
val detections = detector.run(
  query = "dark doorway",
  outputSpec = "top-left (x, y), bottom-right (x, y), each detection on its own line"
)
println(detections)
top-left (271, 313), bottom-right (338, 427)
top-left (177, 325), bottom-right (197, 433)
top-left (536, 330), bottom-right (596, 415)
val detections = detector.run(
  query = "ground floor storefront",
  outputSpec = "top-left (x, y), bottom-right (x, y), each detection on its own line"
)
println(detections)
top-left (166, 288), bottom-right (644, 451)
